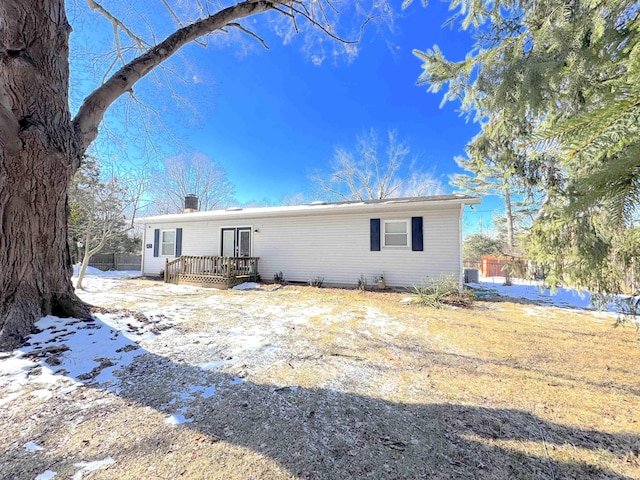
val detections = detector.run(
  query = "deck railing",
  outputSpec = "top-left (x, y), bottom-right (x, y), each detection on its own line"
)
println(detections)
top-left (164, 255), bottom-right (259, 287)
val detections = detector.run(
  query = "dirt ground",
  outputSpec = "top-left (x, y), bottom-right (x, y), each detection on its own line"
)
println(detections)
top-left (1, 276), bottom-right (639, 479)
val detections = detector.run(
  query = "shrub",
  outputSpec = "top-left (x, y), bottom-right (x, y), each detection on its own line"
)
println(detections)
top-left (357, 273), bottom-right (367, 291)
top-left (310, 277), bottom-right (324, 288)
top-left (274, 271), bottom-right (284, 283)
top-left (412, 275), bottom-right (474, 309)
top-left (373, 274), bottom-right (386, 288)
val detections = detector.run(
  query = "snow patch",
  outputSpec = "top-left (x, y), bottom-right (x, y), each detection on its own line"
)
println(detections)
top-left (24, 441), bottom-right (44, 452)
top-left (0, 392), bottom-right (22, 407)
top-left (232, 282), bottom-right (261, 290)
top-left (72, 265), bottom-right (140, 278)
top-left (35, 471), bottom-right (57, 480)
top-left (202, 385), bottom-right (216, 398)
top-left (199, 359), bottom-right (232, 370)
top-left (469, 278), bottom-right (627, 312)
top-left (0, 313), bottom-right (148, 403)
top-left (165, 414), bottom-right (194, 425)
top-left (31, 389), bottom-right (53, 400)
top-left (72, 457), bottom-right (114, 479)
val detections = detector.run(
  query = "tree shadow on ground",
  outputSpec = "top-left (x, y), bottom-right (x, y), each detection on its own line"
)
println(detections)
top-left (362, 336), bottom-right (640, 398)
top-left (4, 316), bottom-right (639, 479)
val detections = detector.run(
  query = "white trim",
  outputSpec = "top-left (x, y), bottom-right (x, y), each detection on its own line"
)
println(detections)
top-left (382, 219), bottom-right (409, 248)
top-left (136, 196), bottom-right (481, 225)
top-left (140, 225), bottom-right (146, 274)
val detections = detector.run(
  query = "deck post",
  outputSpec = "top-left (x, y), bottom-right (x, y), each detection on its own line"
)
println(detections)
top-left (164, 258), bottom-right (168, 283)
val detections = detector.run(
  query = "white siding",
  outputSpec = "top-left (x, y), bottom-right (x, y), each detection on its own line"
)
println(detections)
top-left (141, 204), bottom-right (461, 287)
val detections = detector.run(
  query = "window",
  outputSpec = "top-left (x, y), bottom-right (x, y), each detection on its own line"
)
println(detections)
top-left (383, 220), bottom-right (408, 247)
top-left (161, 230), bottom-right (176, 256)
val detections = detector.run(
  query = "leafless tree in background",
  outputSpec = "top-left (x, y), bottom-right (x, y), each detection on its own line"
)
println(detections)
top-left (312, 129), bottom-right (444, 201)
top-left (152, 154), bottom-right (235, 213)
top-left (280, 192), bottom-right (311, 206)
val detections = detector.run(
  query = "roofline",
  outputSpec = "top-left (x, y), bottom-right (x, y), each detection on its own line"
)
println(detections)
top-left (135, 194), bottom-right (482, 225)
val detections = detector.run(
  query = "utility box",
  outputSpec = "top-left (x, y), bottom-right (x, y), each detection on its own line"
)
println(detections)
top-left (464, 268), bottom-right (479, 283)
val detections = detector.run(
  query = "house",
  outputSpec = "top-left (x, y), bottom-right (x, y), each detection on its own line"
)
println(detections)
top-left (134, 194), bottom-right (480, 289)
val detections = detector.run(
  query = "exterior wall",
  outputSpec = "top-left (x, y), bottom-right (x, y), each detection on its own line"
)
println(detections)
top-left (141, 204), bottom-right (462, 287)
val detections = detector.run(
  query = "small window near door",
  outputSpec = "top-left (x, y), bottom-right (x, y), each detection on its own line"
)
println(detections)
top-left (383, 220), bottom-right (408, 247)
top-left (161, 230), bottom-right (176, 256)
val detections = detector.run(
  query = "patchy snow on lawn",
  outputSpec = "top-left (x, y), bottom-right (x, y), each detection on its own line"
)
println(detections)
top-left (232, 282), bottom-right (261, 290)
top-left (470, 276), bottom-right (632, 315)
top-left (0, 313), bottom-right (148, 405)
top-left (24, 441), bottom-right (44, 452)
top-left (72, 265), bottom-right (141, 278)
top-left (72, 457), bottom-right (114, 479)
top-left (71, 267), bottom-right (142, 304)
top-left (35, 470), bottom-right (57, 480)
top-left (164, 413), bottom-right (194, 426)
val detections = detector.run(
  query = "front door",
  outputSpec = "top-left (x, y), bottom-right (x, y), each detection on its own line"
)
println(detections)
top-left (221, 227), bottom-right (252, 257)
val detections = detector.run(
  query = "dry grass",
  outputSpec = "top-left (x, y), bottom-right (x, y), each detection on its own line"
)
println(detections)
top-left (2, 279), bottom-right (639, 479)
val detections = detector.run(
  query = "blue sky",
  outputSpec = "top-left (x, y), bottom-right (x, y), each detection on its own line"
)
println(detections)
top-left (70, 2), bottom-right (501, 234)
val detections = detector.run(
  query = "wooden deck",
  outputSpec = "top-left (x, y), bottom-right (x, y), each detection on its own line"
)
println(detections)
top-left (164, 255), bottom-right (260, 289)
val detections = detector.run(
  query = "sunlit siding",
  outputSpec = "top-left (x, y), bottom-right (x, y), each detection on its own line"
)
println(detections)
top-left (141, 204), bottom-right (461, 287)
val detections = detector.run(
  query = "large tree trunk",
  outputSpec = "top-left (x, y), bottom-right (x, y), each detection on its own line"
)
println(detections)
top-left (0, 0), bottom-right (279, 350)
top-left (0, 1), bottom-right (88, 350)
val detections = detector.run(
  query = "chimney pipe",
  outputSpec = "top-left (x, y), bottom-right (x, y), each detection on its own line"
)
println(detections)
top-left (184, 194), bottom-right (199, 213)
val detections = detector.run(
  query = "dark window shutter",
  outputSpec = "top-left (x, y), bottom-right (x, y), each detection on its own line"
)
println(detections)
top-left (153, 229), bottom-right (160, 257)
top-left (175, 228), bottom-right (183, 256)
top-left (411, 217), bottom-right (423, 251)
top-left (370, 219), bottom-right (381, 251)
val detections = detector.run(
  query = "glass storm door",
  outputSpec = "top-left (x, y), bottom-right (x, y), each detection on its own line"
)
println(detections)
top-left (238, 229), bottom-right (251, 257)
top-left (221, 227), bottom-right (251, 257)
top-left (221, 229), bottom-right (236, 257)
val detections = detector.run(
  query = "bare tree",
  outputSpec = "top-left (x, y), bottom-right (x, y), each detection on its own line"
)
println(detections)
top-left (312, 129), bottom-right (444, 201)
top-left (399, 171), bottom-right (445, 198)
top-left (152, 154), bottom-right (235, 214)
top-left (0, 0), bottom-right (391, 350)
top-left (69, 159), bottom-right (149, 289)
top-left (280, 192), bottom-right (311, 206)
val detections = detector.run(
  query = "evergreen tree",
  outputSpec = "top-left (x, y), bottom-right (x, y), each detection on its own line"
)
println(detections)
top-left (451, 117), bottom-right (543, 251)
top-left (412, 0), bottom-right (640, 295)
top-left (463, 234), bottom-right (503, 263)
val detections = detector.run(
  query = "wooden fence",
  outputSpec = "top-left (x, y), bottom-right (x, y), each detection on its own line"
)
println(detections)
top-left (479, 256), bottom-right (527, 278)
top-left (88, 253), bottom-right (141, 271)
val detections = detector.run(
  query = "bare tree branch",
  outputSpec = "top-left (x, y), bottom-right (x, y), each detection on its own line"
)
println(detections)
top-left (271, 1), bottom-right (372, 45)
top-left (85, 0), bottom-right (148, 50)
top-left (227, 23), bottom-right (270, 49)
top-left (73, 1), bottom-right (274, 152)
